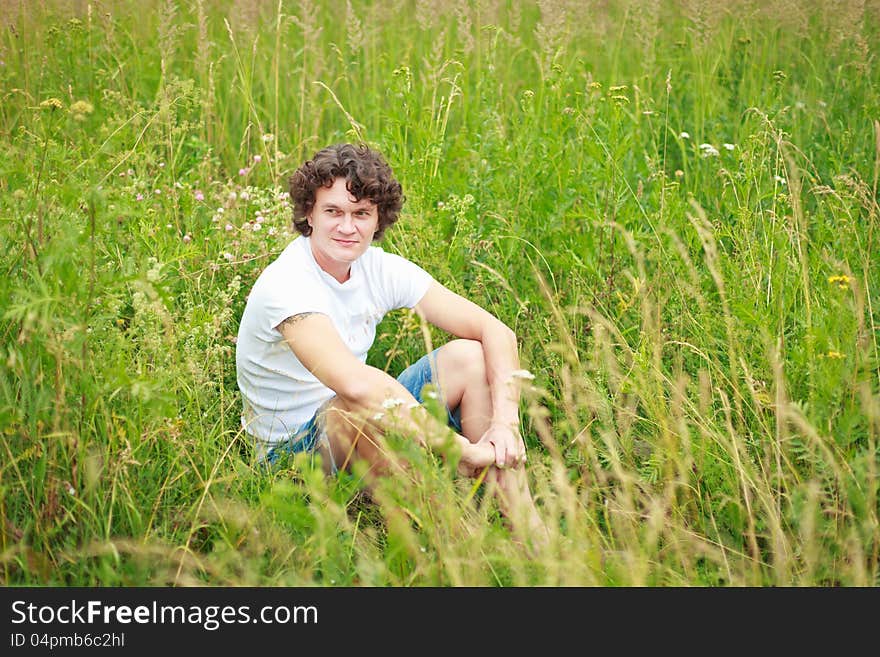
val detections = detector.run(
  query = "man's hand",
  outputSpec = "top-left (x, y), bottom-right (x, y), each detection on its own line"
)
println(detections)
top-left (479, 422), bottom-right (526, 470)
top-left (456, 439), bottom-right (495, 477)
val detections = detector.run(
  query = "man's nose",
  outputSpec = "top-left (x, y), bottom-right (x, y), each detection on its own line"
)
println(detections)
top-left (338, 213), bottom-right (356, 232)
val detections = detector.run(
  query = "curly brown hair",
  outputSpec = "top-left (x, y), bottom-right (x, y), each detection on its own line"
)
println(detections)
top-left (288, 143), bottom-right (404, 240)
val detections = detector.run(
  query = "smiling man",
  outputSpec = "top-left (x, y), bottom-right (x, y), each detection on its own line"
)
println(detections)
top-left (235, 143), bottom-right (545, 546)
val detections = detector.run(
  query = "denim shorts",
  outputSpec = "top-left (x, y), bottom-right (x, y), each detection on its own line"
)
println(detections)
top-left (264, 348), bottom-right (462, 471)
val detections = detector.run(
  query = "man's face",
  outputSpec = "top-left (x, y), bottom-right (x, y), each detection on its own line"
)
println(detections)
top-left (307, 177), bottom-right (379, 277)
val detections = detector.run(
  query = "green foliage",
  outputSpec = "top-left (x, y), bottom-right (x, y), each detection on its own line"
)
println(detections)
top-left (1, 0), bottom-right (878, 586)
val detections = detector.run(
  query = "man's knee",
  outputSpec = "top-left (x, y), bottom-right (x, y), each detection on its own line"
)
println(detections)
top-left (439, 339), bottom-right (486, 380)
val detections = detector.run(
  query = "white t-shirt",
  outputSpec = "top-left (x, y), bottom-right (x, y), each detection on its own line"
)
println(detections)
top-left (235, 235), bottom-right (433, 450)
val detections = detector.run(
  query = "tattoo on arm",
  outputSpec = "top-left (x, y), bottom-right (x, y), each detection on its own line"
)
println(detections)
top-left (277, 312), bottom-right (318, 332)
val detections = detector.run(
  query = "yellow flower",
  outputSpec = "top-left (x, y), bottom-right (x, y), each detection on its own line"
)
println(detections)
top-left (40, 97), bottom-right (64, 111)
top-left (827, 274), bottom-right (852, 290)
top-left (70, 100), bottom-right (94, 120)
top-left (825, 351), bottom-right (845, 360)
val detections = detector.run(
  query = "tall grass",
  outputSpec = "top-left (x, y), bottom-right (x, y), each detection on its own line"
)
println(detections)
top-left (0, 0), bottom-right (878, 585)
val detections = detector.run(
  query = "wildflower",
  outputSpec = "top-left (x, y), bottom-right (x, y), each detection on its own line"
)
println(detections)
top-left (182, 233), bottom-right (192, 243)
top-left (225, 223), bottom-right (234, 232)
top-left (381, 397), bottom-right (406, 409)
top-left (372, 412), bottom-right (385, 421)
top-left (267, 227), bottom-right (277, 236)
top-left (159, 162), bottom-right (165, 168)
top-left (240, 190), bottom-right (250, 201)
top-left (774, 175), bottom-right (787, 185)
top-left (194, 190), bottom-right (205, 201)
top-left (609, 84), bottom-right (628, 92)
top-left (262, 133), bottom-right (275, 143)
top-left (425, 390), bottom-right (438, 400)
top-left (65, 483), bottom-right (76, 496)
top-left (675, 170), bottom-right (684, 178)
top-left (238, 167), bottom-right (250, 176)
top-left (253, 154), bottom-right (262, 163)
top-left (255, 214), bottom-right (265, 223)
top-left (228, 191), bottom-right (237, 201)
top-left (69, 99), bottom-right (94, 121)
top-left (136, 193), bottom-right (144, 201)
top-left (252, 222), bottom-right (262, 231)
top-left (174, 181), bottom-right (183, 189)
top-left (679, 131), bottom-right (690, 139)
top-left (828, 274), bottom-right (851, 289)
top-left (699, 143), bottom-right (719, 157)
top-left (70, 99), bottom-right (93, 115)
top-left (154, 189), bottom-right (162, 195)
top-left (510, 369), bottom-right (535, 381)
top-left (222, 252), bottom-right (234, 261)
top-left (723, 143), bottom-right (735, 151)
top-left (825, 351), bottom-right (845, 359)
top-left (40, 97), bottom-right (64, 110)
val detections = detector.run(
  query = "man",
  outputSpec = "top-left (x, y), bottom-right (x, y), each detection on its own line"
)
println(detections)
top-left (235, 143), bottom-right (544, 545)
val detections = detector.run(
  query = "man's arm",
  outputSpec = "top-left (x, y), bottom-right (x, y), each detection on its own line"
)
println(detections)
top-left (275, 312), bottom-right (493, 470)
top-left (413, 281), bottom-right (527, 469)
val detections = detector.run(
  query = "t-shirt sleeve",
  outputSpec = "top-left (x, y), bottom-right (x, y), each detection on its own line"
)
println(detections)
top-left (250, 266), bottom-right (332, 336)
top-left (374, 249), bottom-right (434, 310)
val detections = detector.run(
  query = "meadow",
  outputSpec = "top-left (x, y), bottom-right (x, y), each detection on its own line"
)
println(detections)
top-left (1, 0), bottom-right (878, 586)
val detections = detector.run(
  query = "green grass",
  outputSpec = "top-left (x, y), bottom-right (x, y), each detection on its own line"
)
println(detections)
top-left (1, 0), bottom-right (878, 586)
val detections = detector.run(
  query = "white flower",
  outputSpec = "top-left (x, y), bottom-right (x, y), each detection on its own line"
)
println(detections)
top-left (252, 222), bottom-right (261, 231)
top-left (723, 143), bottom-right (735, 151)
top-left (372, 412), bottom-right (384, 421)
top-left (679, 131), bottom-right (690, 139)
top-left (774, 175), bottom-right (787, 185)
top-left (425, 390), bottom-right (438, 400)
top-left (510, 369), bottom-right (535, 381)
top-left (222, 252), bottom-right (234, 261)
top-left (239, 190), bottom-right (250, 201)
top-left (699, 143), bottom-right (719, 157)
top-left (262, 133), bottom-right (275, 143)
top-left (381, 397), bottom-right (406, 409)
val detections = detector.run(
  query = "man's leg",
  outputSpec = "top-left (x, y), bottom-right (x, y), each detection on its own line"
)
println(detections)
top-left (433, 339), bottom-right (548, 548)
